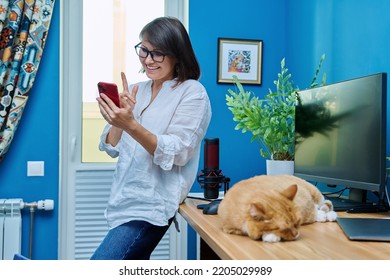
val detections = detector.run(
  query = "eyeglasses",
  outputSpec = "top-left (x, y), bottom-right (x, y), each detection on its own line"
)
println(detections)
top-left (134, 43), bottom-right (166, 63)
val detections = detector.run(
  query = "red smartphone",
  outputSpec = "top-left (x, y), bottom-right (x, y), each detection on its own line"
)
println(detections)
top-left (97, 82), bottom-right (120, 107)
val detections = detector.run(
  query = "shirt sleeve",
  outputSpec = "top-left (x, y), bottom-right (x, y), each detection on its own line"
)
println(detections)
top-left (153, 81), bottom-right (211, 170)
top-left (98, 124), bottom-right (120, 158)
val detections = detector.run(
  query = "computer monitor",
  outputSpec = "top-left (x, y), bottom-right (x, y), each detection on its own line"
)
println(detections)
top-left (294, 73), bottom-right (388, 211)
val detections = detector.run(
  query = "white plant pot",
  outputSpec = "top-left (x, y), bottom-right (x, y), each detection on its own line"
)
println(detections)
top-left (266, 160), bottom-right (294, 175)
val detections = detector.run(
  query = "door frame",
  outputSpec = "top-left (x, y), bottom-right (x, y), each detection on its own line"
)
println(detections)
top-left (59, 0), bottom-right (188, 260)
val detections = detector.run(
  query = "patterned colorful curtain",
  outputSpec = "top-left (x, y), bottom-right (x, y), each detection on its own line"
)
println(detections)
top-left (0, 0), bottom-right (55, 161)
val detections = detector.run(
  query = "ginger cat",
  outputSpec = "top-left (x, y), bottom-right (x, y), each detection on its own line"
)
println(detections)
top-left (218, 175), bottom-right (337, 242)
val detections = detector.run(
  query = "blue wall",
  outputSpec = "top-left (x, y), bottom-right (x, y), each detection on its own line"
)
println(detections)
top-left (190, 0), bottom-right (288, 192)
top-left (287, 0), bottom-right (390, 86)
top-left (286, 0), bottom-right (390, 191)
top-left (0, 2), bottom-right (60, 259)
top-left (188, 0), bottom-right (390, 259)
top-left (190, 0), bottom-right (390, 191)
top-left (1, 0), bottom-right (390, 260)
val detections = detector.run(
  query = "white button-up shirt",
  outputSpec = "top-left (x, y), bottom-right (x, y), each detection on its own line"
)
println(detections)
top-left (99, 79), bottom-right (211, 228)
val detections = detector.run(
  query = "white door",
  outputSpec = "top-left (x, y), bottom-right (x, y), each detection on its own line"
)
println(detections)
top-left (59, 0), bottom-right (188, 260)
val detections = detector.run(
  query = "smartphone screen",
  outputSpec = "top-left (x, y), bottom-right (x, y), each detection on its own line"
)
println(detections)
top-left (97, 82), bottom-right (120, 107)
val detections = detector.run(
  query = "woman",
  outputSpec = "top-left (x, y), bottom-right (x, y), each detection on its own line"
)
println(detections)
top-left (91, 17), bottom-right (211, 259)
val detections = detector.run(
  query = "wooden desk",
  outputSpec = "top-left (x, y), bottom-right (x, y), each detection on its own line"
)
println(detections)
top-left (179, 198), bottom-right (390, 260)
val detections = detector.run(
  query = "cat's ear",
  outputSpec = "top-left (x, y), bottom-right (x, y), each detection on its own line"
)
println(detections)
top-left (249, 203), bottom-right (268, 221)
top-left (281, 184), bottom-right (298, 201)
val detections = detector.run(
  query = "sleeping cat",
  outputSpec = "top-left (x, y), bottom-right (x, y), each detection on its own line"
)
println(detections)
top-left (217, 174), bottom-right (337, 242)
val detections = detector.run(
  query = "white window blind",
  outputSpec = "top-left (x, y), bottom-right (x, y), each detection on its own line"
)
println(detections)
top-left (74, 169), bottom-right (173, 260)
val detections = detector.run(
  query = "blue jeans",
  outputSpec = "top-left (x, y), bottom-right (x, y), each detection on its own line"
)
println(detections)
top-left (90, 218), bottom-right (173, 260)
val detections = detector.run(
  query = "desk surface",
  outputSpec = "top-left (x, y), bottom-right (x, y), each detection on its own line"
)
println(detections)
top-left (179, 198), bottom-right (390, 260)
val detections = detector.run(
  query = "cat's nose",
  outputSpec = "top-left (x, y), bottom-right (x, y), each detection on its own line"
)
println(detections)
top-left (291, 228), bottom-right (300, 240)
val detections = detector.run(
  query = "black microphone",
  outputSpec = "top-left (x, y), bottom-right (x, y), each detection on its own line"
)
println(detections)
top-left (204, 138), bottom-right (219, 170)
top-left (197, 138), bottom-right (230, 199)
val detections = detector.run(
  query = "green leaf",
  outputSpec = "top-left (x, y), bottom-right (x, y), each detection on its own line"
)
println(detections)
top-left (226, 55), bottom-right (326, 159)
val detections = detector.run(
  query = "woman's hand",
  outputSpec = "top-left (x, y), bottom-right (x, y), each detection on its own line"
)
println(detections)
top-left (119, 72), bottom-right (137, 111)
top-left (97, 72), bottom-right (138, 130)
top-left (97, 72), bottom-right (138, 146)
top-left (97, 72), bottom-right (156, 154)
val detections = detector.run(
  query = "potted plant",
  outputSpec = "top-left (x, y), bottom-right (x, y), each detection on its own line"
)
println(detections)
top-left (226, 55), bottom-right (325, 174)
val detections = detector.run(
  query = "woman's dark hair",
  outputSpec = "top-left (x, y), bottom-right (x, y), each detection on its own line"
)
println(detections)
top-left (140, 17), bottom-right (200, 83)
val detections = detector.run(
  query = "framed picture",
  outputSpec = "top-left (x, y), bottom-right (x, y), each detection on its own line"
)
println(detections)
top-left (217, 38), bottom-right (263, 85)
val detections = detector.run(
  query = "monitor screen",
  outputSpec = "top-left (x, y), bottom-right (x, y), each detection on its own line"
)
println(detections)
top-left (294, 73), bottom-right (387, 198)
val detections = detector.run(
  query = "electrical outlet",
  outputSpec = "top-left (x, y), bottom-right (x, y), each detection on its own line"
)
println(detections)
top-left (27, 161), bottom-right (45, 176)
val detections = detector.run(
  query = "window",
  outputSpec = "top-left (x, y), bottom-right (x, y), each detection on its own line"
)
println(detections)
top-left (82, 0), bottom-right (165, 162)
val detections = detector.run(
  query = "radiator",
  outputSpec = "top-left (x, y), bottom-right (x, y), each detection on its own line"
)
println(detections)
top-left (0, 199), bottom-right (23, 260)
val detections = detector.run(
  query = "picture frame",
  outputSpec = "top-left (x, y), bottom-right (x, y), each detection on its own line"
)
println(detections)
top-left (217, 38), bottom-right (263, 85)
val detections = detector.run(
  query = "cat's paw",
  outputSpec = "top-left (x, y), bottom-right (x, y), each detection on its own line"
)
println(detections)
top-left (262, 233), bottom-right (281, 242)
top-left (326, 210), bottom-right (337, 222)
top-left (316, 209), bottom-right (337, 222)
top-left (315, 210), bottom-right (328, 222)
